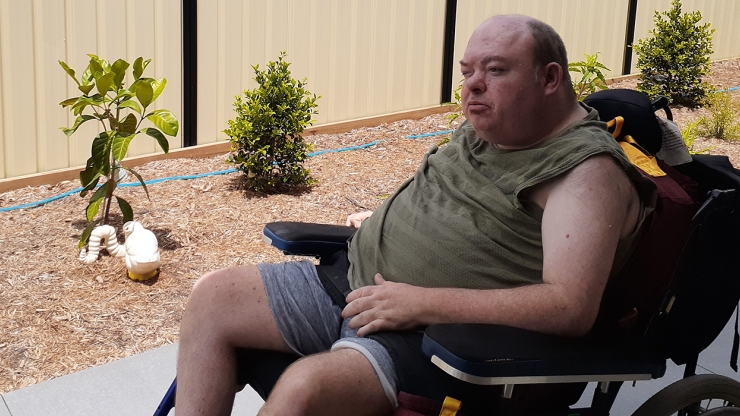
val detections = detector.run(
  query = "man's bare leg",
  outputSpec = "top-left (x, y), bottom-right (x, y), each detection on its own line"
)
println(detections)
top-left (175, 265), bottom-right (294, 416)
top-left (260, 348), bottom-right (393, 416)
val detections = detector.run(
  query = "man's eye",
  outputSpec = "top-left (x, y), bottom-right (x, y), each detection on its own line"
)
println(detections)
top-left (489, 67), bottom-right (503, 73)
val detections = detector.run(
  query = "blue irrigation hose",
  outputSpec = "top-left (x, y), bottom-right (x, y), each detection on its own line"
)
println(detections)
top-left (406, 130), bottom-right (454, 139)
top-left (720, 86), bottom-right (740, 92)
top-left (0, 169), bottom-right (239, 213)
top-left (0, 137), bottom-right (409, 213)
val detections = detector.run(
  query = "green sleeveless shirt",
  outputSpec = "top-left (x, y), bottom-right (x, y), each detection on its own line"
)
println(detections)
top-left (347, 108), bottom-right (655, 290)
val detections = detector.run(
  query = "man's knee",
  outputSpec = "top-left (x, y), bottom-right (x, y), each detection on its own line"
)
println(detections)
top-left (263, 350), bottom-right (393, 416)
top-left (189, 265), bottom-right (263, 308)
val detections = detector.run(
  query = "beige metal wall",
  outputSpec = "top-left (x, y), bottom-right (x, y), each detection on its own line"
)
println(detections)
top-left (0, 0), bottom-right (182, 180)
top-left (453, 0), bottom-right (630, 94)
top-left (196, 0), bottom-right (447, 145)
top-left (2, 0), bottom-right (740, 181)
top-left (630, 0), bottom-right (740, 73)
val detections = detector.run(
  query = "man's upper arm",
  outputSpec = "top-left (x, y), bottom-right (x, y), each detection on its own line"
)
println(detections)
top-left (535, 154), bottom-right (638, 334)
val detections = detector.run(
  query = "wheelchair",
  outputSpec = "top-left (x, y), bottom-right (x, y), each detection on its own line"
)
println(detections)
top-left (154, 92), bottom-right (740, 416)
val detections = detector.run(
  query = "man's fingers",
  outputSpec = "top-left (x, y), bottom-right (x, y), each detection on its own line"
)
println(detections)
top-left (374, 274), bottom-right (386, 284)
top-left (345, 286), bottom-right (370, 304)
top-left (356, 320), bottom-right (385, 337)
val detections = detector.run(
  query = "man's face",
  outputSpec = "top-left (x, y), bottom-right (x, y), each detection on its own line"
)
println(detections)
top-left (460, 18), bottom-right (545, 147)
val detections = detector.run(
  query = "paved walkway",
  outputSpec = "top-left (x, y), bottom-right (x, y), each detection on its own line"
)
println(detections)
top-left (2, 316), bottom-right (739, 415)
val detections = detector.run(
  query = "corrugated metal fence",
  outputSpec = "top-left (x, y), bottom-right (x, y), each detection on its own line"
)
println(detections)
top-left (0, 0), bottom-right (738, 181)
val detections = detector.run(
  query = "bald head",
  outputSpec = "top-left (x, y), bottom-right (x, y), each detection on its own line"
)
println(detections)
top-left (472, 15), bottom-right (573, 88)
top-left (459, 14), bottom-right (583, 148)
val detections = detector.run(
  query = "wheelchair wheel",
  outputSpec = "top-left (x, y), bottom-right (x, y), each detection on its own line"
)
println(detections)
top-left (632, 374), bottom-right (740, 416)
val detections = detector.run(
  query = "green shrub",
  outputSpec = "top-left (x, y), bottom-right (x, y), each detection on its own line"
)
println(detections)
top-left (569, 52), bottom-right (610, 101)
top-left (632, 0), bottom-right (714, 108)
top-left (59, 55), bottom-right (179, 247)
top-left (697, 91), bottom-right (740, 141)
top-left (224, 52), bottom-right (319, 192)
top-left (681, 120), bottom-right (714, 154)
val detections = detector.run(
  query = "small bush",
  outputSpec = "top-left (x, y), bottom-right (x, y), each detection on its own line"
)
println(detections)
top-left (681, 120), bottom-right (714, 154)
top-left (224, 52), bottom-right (319, 192)
top-left (632, 0), bottom-right (714, 108)
top-left (569, 52), bottom-right (610, 101)
top-left (697, 92), bottom-right (740, 141)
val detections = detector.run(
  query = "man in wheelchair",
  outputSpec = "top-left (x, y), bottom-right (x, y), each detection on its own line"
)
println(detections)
top-left (175, 15), bottom-right (659, 415)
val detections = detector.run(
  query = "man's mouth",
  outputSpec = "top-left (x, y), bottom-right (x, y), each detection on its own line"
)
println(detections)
top-left (466, 101), bottom-right (489, 112)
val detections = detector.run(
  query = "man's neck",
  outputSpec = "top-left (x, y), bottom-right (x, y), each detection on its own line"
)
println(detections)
top-left (496, 101), bottom-right (588, 151)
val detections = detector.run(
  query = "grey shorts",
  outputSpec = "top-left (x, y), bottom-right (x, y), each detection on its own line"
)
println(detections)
top-left (257, 260), bottom-right (399, 407)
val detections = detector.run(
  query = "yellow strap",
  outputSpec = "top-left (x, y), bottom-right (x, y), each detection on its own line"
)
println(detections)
top-left (619, 138), bottom-right (666, 177)
top-left (439, 396), bottom-right (462, 416)
top-left (606, 116), bottom-right (624, 139)
top-left (606, 116), bottom-right (666, 177)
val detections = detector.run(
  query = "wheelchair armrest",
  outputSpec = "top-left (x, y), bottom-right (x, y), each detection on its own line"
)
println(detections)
top-left (422, 324), bottom-right (666, 386)
top-left (263, 221), bottom-right (356, 258)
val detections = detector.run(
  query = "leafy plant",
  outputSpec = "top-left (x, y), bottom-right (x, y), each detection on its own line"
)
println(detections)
top-left (569, 52), bottom-right (610, 101)
top-left (632, 0), bottom-right (715, 108)
top-left (696, 91), bottom-right (740, 141)
top-left (681, 120), bottom-right (714, 154)
top-left (224, 52), bottom-right (319, 192)
top-left (445, 82), bottom-right (463, 127)
top-left (439, 82), bottom-right (464, 147)
top-left (59, 55), bottom-right (179, 247)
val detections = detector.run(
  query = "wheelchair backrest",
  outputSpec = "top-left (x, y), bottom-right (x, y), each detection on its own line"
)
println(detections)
top-left (586, 90), bottom-right (740, 367)
top-left (649, 155), bottom-right (740, 366)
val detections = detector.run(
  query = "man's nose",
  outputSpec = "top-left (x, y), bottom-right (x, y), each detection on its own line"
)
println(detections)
top-left (464, 71), bottom-right (486, 92)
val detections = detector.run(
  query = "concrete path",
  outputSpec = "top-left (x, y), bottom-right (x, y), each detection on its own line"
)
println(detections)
top-left (1, 315), bottom-right (739, 415)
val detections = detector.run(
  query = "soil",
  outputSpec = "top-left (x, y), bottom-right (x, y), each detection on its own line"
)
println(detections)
top-left (1, 58), bottom-right (739, 394)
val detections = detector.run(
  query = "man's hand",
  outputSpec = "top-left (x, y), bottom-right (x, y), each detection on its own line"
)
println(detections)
top-left (342, 274), bottom-right (427, 336)
top-left (346, 211), bottom-right (374, 228)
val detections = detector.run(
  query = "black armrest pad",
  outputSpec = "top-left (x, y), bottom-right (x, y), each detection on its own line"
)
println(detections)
top-left (422, 324), bottom-right (665, 380)
top-left (263, 222), bottom-right (355, 257)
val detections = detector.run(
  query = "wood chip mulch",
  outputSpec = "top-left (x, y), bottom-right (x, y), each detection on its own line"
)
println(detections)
top-left (1, 58), bottom-right (739, 394)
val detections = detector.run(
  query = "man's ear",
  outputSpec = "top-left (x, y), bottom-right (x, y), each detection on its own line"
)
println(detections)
top-left (541, 62), bottom-right (563, 95)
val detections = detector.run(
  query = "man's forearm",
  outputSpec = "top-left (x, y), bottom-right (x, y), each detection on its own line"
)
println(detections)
top-left (418, 284), bottom-right (598, 337)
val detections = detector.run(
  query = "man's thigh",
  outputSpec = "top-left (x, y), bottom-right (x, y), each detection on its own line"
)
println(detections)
top-left (259, 260), bottom-right (344, 355)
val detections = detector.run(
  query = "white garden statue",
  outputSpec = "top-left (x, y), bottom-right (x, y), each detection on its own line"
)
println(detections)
top-left (79, 221), bottom-right (161, 281)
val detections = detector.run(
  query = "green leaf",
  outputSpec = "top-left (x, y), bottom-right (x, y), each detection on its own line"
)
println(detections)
top-left (59, 97), bottom-right (79, 107)
top-left (146, 109), bottom-right (179, 136)
top-left (86, 181), bottom-right (109, 222)
top-left (96, 72), bottom-right (116, 96)
top-left (79, 220), bottom-right (101, 248)
top-left (80, 157), bottom-right (100, 189)
top-left (80, 175), bottom-right (100, 198)
top-left (122, 166), bottom-right (150, 199)
top-left (88, 56), bottom-right (105, 79)
top-left (118, 113), bottom-right (138, 134)
top-left (133, 57), bottom-right (151, 80)
top-left (89, 181), bottom-right (109, 204)
top-left (150, 78), bottom-right (167, 102)
top-left (61, 115), bottom-right (95, 136)
top-left (136, 81), bottom-right (154, 108)
top-left (91, 131), bottom-right (111, 174)
top-left (59, 61), bottom-right (80, 85)
top-left (111, 133), bottom-right (136, 162)
top-left (111, 59), bottom-right (129, 89)
top-left (119, 99), bottom-right (142, 114)
top-left (116, 196), bottom-right (134, 223)
top-left (142, 127), bottom-right (170, 153)
top-left (79, 84), bottom-right (95, 95)
top-left (86, 197), bottom-right (104, 223)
